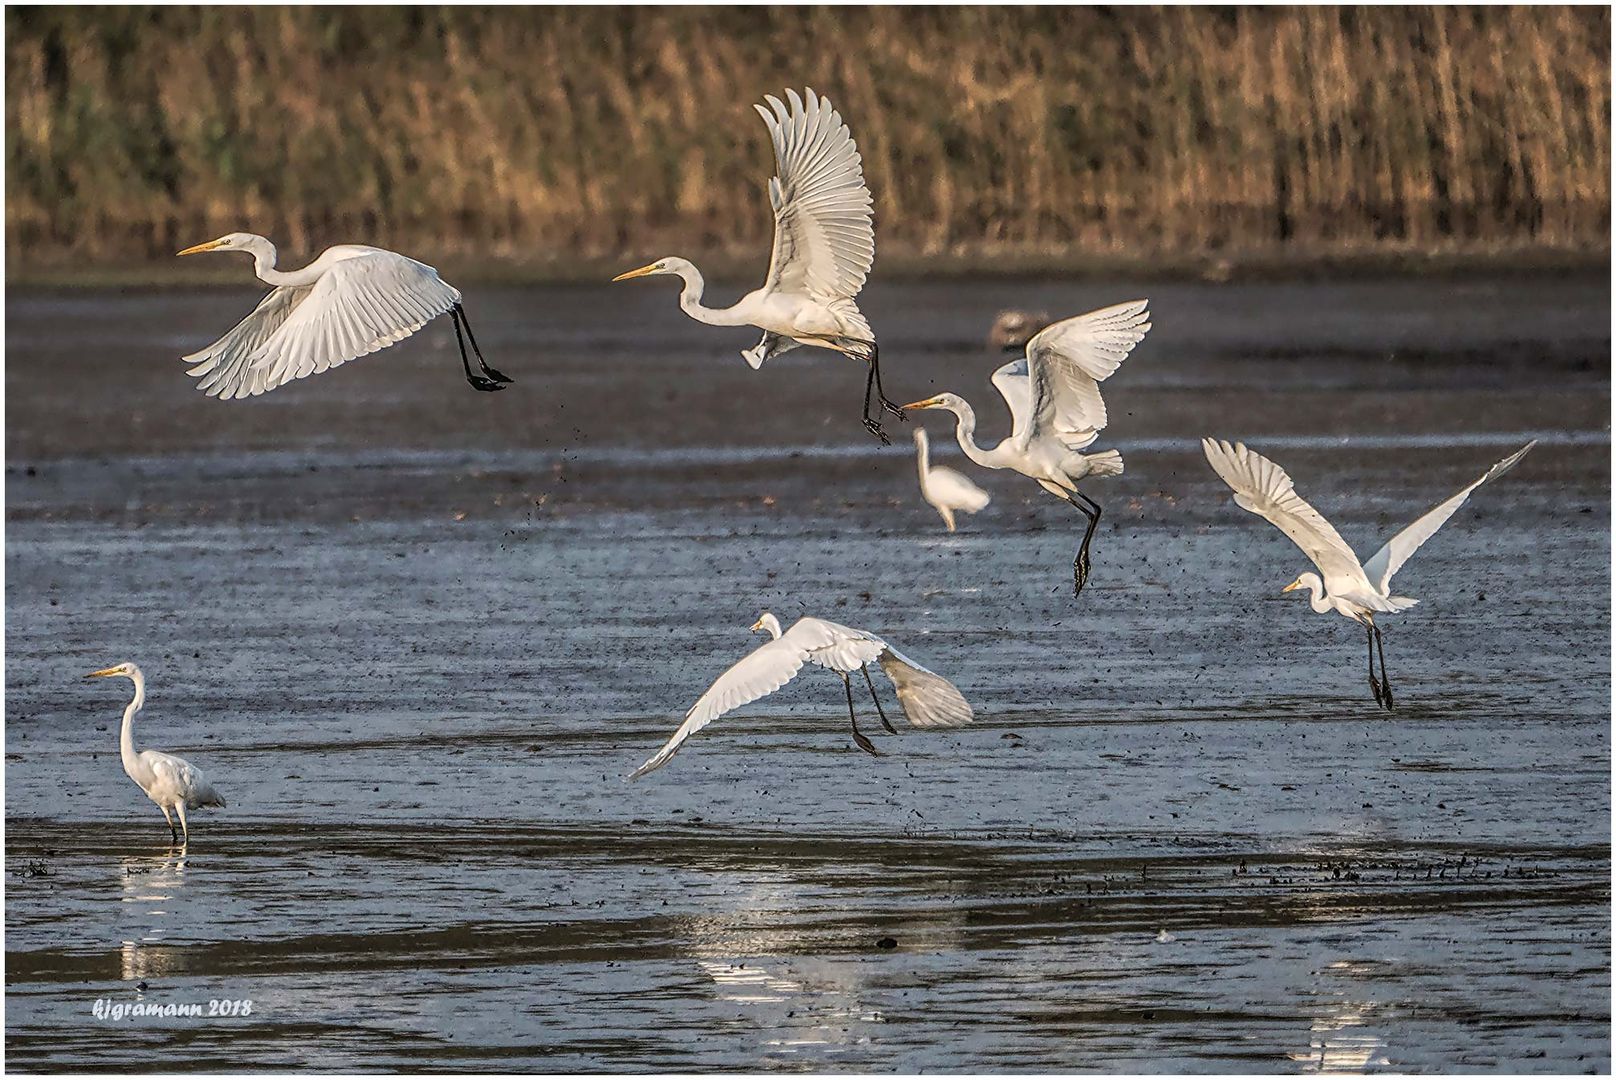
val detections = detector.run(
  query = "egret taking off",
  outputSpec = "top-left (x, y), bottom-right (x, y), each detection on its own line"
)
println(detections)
top-left (914, 428), bottom-right (990, 532)
top-left (631, 613), bottom-right (973, 777)
top-left (904, 300), bottom-right (1152, 598)
top-left (612, 89), bottom-right (905, 442)
top-left (86, 663), bottom-right (226, 842)
top-left (176, 233), bottom-right (510, 397)
top-left (1201, 438), bottom-right (1536, 709)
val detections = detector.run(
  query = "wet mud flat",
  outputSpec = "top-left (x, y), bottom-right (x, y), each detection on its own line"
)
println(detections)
top-left (6, 275), bottom-right (1611, 1071)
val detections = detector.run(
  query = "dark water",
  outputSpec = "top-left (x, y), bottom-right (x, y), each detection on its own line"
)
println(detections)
top-left (6, 275), bottom-right (1610, 1071)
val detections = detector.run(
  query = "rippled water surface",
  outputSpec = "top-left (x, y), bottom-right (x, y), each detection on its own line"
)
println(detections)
top-left (6, 275), bottom-right (1610, 1071)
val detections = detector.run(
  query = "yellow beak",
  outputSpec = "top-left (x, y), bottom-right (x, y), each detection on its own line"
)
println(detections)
top-left (748, 619), bottom-right (764, 632)
top-left (611, 263), bottom-right (659, 282)
top-left (902, 397), bottom-right (941, 410)
top-left (176, 239), bottom-right (225, 257)
top-left (85, 666), bottom-right (121, 678)
top-left (1281, 580), bottom-right (1302, 593)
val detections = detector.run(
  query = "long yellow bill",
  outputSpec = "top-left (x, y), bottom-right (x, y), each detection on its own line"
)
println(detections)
top-left (902, 397), bottom-right (942, 410)
top-left (1281, 580), bottom-right (1302, 593)
top-left (176, 239), bottom-right (225, 256)
top-left (611, 263), bottom-right (659, 282)
top-left (85, 666), bottom-right (122, 678)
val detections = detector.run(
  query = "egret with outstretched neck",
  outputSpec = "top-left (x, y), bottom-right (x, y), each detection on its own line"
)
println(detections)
top-left (177, 232), bottom-right (510, 397)
top-left (914, 428), bottom-right (990, 532)
top-left (86, 663), bottom-right (226, 842)
top-left (906, 300), bottom-right (1151, 597)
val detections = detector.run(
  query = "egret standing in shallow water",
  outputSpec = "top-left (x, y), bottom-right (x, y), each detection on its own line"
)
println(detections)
top-left (905, 300), bottom-right (1151, 598)
top-left (177, 233), bottom-right (510, 397)
top-left (913, 428), bottom-right (990, 532)
top-left (631, 613), bottom-right (973, 777)
top-left (86, 663), bottom-right (226, 842)
top-left (612, 88), bottom-right (905, 443)
top-left (1201, 438), bottom-right (1536, 709)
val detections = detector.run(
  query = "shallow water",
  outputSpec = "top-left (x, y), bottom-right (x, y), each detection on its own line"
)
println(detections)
top-left (6, 275), bottom-right (1610, 1071)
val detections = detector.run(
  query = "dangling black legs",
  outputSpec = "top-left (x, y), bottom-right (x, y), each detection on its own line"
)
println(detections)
top-left (1067, 491), bottom-right (1102, 598)
top-left (861, 361), bottom-right (890, 445)
top-left (1373, 623), bottom-right (1393, 710)
top-left (844, 337), bottom-right (903, 444)
top-left (843, 674), bottom-right (880, 756)
top-left (1365, 621), bottom-right (1389, 710)
top-left (867, 341), bottom-right (906, 420)
top-left (451, 305), bottom-right (512, 392)
top-left (861, 664), bottom-right (898, 735)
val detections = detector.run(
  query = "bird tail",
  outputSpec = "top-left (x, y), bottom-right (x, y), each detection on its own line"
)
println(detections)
top-left (1386, 596), bottom-right (1419, 612)
top-left (1083, 449), bottom-right (1124, 478)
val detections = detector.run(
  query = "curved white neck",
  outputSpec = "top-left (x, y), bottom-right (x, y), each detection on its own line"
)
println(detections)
top-left (120, 672), bottom-right (146, 777)
top-left (941, 401), bottom-right (1004, 470)
top-left (1302, 576), bottom-right (1332, 613)
top-left (244, 236), bottom-right (328, 288)
top-left (914, 432), bottom-right (931, 487)
top-left (672, 262), bottom-right (748, 327)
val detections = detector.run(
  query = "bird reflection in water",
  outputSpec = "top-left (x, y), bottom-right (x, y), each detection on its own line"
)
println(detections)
top-left (118, 845), bottom-right (191, 982)
top-left (1288, 962), bottom-right (1391, 1072)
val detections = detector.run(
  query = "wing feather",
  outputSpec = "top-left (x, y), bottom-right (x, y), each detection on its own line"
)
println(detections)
top-left (758, 88), bottom-right (875, 302)
top-left (1202, 439), bottom-right (1370, 589)
top-left (876, 647), bottom-right (975, 729)
top-left (1023, 301), bottom-right (1151, 450)
top-left (183, 286), bottom-right (313, 398)
top-left (1361, 441), bottom-right (1535, 593)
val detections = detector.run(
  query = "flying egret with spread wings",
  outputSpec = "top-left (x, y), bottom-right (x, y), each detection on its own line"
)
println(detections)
top-left (612, 88), bottom-right (904, 443)
top-left (176, 233), bottom-right (510, 397)
top-left (631, 613), bottom-right (973, 777)
top-left (86, 663), bottom-right (226, 843)
top-left (914, 427), bottom-right (990, 532)
top-left (905, 300), bottom-right (1151, 597)
top-left (1202, 438), bottom-right (1536, 709)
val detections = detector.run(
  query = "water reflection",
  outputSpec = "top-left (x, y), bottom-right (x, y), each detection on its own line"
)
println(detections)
top-left (1289, 961), bottom-right (1392, 1072)
top-left (118, 844), bottom-right (190, 981)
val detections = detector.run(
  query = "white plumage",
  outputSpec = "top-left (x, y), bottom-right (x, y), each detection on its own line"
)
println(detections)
top-left (631, 613), bottom-right (973, 778)
top-left (177, 232), bottom-right (510, 398)
top-left (914, 427), bottom-right (990, 532)
top-left (613, 88), bottom-right (907, 442)
top-left (86, 662), bottom-right (226, 843)
top-left (1202, 438), bottom-right (1536, 708)
top-left (906, 301), bottom-right (1152, 596)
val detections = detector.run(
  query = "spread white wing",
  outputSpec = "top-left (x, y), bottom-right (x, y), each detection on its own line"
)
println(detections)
top-left (1021, 301), bottom-right (1151, 450)
top-left (1361, 441), bottom-right (1535, 594)
top-left (877, 646), bottom-right (975, 729)
top-left (990, 358), bottom-right (1037, 444)
top-left (756, 88), bottom-right (874, 304)
top-left (1202, 438), bottom-right (1370, 590)
top-left (185, 249), bottom-right (460, 399)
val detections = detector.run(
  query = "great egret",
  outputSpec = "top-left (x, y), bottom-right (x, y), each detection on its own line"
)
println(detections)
top-left (176, 233), bottom-right (511, 397)
top-left (1201, 438), bottom-right (1536, 709)
top-left (904, 300), bottom-right (1151, 597)
top-left (612, 88), bottom-right (904, 443)
top-left (914, 428), bottom-right (990, 532)
top-left (631, 612), bottom-right (973, 777)
top-left (85, 663), bottom-right (227, 842)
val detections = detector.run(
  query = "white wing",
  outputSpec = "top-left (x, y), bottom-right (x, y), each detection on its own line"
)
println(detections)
top-left (200, 249), bottom-right (461, 399)
top-left (1202, 438), bottom-right (1370, 589)
top-left (755, 89), bottom-right (874, 303)
top-left (990, 359), bottom-right (1037, 444)
top-left (183, 286), bottom-right (313, 397)
top-left (926, 465), bottom-right (991, 513)
top-left (794, 617), bottom-right (888, 673)
top-left (877, 646), bottom-right (974, 729)
top-left (1361, 441), bottom-right (1535, 593)
top-left (630, 634), bottom-right (813, 778)
top-left (142, 750), bottom-right (226, 808)
top-left (1023, 300), bottom-right (1151, 450)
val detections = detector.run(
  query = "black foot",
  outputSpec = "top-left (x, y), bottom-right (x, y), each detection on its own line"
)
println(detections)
top-left (851, 730), bottom-right (881, 756)
top-left (482, 366), bottom-right (514, 385)
top-left (863, 418), bottom-right (891, 445)
top-left (466, 375), bottom-right (508, 393)
top-left (1369, 676), bottom-right (1386, 710)
top-left (877, 713), bottom-right (898, 736)
top-left (880, 398), bottom-right (908, 421)
top-left (1380, 678), bottom-right (1395, 711)
top-left (1073, 550), bottom-right (1092, 597)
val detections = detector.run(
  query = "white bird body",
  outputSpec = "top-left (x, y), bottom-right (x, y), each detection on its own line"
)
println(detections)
top-left (914, 428), bottom-right (990, 532)
top-left (906, 300), bottom-right (1152, 594)
top-left (87, 663), bottom-right (225, 842)
top-left (613, 88), bottom-right (905, 441)
top-left (631, 613), bottom-right (973, 777)
top-left (176, 232), bottom-right (510, 398)
top-left (1201, 437), bottom-right (1536, 707)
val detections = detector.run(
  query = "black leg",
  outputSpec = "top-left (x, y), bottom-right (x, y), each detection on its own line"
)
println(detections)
top-left (1374, 624), bottom-right (1394, 710)
top-left (862, 665), bottom-right (897, 735)
top-left (1067, 491), bottom-right (1102, 598)
top-left (452, 310), bottom-right (506, 393)
top-left (454, 304), bottom-right (512, 384)
top-left (1365, 622), bottom-right (1386, 709)
top-left (843, 675), bottom-right (880, 756)
top-left (865, 340), bottom-right (907, 420)
top-left (861, 359), bottom-right (890, 445)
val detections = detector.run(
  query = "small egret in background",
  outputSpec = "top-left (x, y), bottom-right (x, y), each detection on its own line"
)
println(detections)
top-left (177, 233), bottom-right (510, 397)
top-left (86, 663), bottom-right (226, 842)
top-left (987, 309), bottom-right (1050, 353)
top-left (613, 89), bottom-right (905, 442)
top-left (1202, 438), bottom-right (1536, 709)
top-left (905, 300), bottom-right (1151, 598)
top-left (631, 613), bottom-right (973, 777)
top-left (914, 428), bottom-right (990, 532)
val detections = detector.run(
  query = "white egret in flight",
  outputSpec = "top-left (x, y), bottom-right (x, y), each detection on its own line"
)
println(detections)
top-left (914, 427), bottom-right (990, 532)
top-left (612, 88), bottom-right (904, 442)
top-left (904, 300), bottom-right (1151, 597)
top-left (631, 613), bottom-right (973, 777)
top-left (176, 233), bottom-right (510, 397)
top-left (1201, 438), bottom-right (1536, 709)
top-left (86, 663), bottom-right (227, 842)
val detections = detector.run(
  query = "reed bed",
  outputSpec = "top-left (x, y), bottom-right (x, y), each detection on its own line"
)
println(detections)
top-left (6, 6), bottom-right (1609, 270)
